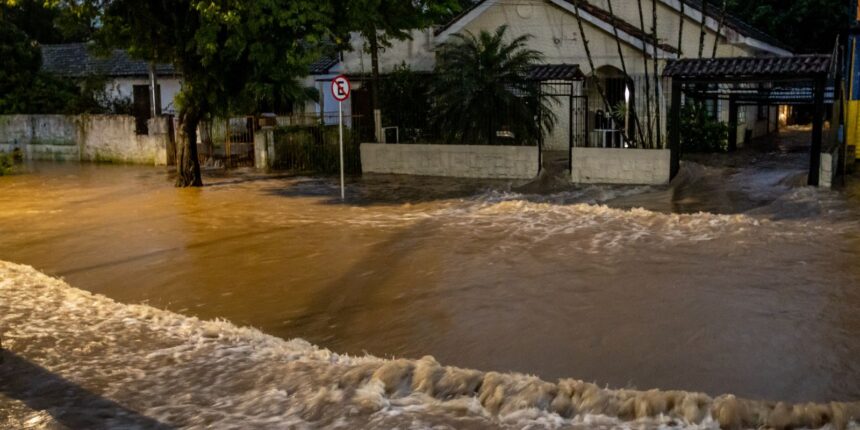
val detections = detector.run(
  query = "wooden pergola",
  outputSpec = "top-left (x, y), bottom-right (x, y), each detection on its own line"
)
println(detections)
top-left (664, 55), bottom-right (836, 186)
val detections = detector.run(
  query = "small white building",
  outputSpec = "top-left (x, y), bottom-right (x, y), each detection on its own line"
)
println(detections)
top-left (40, 43), bottom-right (182, 118)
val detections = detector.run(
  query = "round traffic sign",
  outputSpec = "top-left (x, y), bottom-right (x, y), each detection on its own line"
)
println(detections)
top-left (331, 75), bottom-right (351, 102)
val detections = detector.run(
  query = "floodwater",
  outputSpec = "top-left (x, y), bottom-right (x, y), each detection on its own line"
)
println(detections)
top-left (2, 128), bottom-right (860, 414)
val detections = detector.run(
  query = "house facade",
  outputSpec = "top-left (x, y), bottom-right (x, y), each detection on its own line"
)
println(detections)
top-left (322, 0), bottom-right (790, 151)
top-left (41, 43), bottom-right (182, 116)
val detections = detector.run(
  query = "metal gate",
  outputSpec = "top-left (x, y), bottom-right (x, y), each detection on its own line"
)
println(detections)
top-left (198, 116), bottom-right (256, 168)
top-left (539, 81), bottom-right (587, 171)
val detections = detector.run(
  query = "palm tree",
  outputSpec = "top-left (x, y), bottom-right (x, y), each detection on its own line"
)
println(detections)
top-left (431, 25), bottom-right (555, 145)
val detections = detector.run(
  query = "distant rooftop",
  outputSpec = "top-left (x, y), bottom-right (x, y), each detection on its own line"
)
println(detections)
top-left (41, 43), bottom-right (176, 78)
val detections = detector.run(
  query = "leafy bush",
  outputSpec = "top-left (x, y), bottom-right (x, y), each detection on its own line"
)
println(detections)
top-left (0, 19), bottom-right (131, 115)
top-left (379, 64), bottom-right (433, 143)
top-left (431, 25), bottom-right (554, 146)
top-left (0, 150), bottom-right (21, 176)
top-left (679, 102), bottom-right (729, 153)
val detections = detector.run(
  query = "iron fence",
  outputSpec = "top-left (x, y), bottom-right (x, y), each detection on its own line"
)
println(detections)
top-left (271, 113), bottom-right (370, 174)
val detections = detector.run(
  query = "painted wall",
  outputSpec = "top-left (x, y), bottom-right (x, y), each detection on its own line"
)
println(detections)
top-left (571, 147), bottom-right (671, 184)
top-left (0, 115), bottom-right (169, 165)
top-left (103, 77), bottom-right (183, 114)
top-left (361, 143), bottom-right (539, 179)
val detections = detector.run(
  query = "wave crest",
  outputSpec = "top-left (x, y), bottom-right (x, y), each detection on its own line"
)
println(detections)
top-left (2, 261), bottom-right (858, 429)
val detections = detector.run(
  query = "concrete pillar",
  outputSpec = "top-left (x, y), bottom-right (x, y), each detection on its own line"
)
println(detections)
top-left (254, 126), bottom-right (275, 169)
top-left (728, 98), bottom-right (738, 152)
top-left (147, 117), bottom-right (169, 166)
top-left (809, 76), bottom-right (825, 186)
top-left (669, 79), bottom-right (682, 179)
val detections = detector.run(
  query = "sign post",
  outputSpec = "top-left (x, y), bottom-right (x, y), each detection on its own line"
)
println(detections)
top-left (331, 75), bottom-right (351, 201)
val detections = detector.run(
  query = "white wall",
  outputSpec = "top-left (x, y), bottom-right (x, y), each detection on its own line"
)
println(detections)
top-left (106, 77), bottom-right (182, 114)
top-left (571, 147), bottom-right (671, 184)
top-left (0, 115), bottom-right (169, 165)
top-left (361, 143), bottom-right (539, 179)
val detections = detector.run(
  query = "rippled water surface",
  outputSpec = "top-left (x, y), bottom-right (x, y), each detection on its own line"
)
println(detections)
top-left (2, 131), bottom-right (860, 406)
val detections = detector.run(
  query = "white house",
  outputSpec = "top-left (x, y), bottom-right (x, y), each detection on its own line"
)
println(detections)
top-left (41, 43), bottom-right (182, 116)
top-left (319, 0), bottom-right (790, 150)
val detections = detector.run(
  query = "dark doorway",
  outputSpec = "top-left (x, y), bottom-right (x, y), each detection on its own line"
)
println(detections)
top-left (132, 84), bottom-right (161, 135)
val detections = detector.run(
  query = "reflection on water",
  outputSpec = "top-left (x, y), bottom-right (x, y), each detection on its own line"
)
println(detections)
top-left (1, 134), bottom-right (860, 405)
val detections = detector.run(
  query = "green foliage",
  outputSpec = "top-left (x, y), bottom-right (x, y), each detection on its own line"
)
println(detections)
top-left (99, 0), bottom-right (336, 185)
top-left (431, 25), bottom-right (554, 146)
top-left (100, 0), bottom-right (333, 118)
top-left (0, 0), bottom-right (100, 43)
top-left (0, 14), bottom-right (131, 114)
top-left (379, 64), bottom-right (432, 142)
top-left (0, 150), bottom-right (21, 176)
top-left (726, 0), bottom-right (851, 53)
top-left (0, 20), bottom-right (71, 113)
top-left (678, 102), bottom-right (729, 153)
top-left (336, 0), bottom-right (462, 49)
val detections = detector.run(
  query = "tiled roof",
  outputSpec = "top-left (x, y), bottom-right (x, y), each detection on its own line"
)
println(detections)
top-left (41, 43), bottom-right (175, 78)
top-left (662, 55), bottom-right (831, 79)
top-left (528, 64), bottom-right (585, 81)
top-left (309, 56), bottom-right (340, 75)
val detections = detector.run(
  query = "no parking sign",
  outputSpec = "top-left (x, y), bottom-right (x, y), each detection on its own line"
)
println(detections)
top-left (331, 75), bottom-right (351, 201)
top-left (331, 75), bottom-right (351, 102)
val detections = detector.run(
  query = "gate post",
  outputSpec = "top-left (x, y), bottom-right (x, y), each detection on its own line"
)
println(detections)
top-left (254, 118), bottom-right (275, 169)
top-left (728, 97), bottom-right (739, 152)
top-left (669, 78), bottom-right (682, 179)
top-left (809, 76), bottom-right (826, 186)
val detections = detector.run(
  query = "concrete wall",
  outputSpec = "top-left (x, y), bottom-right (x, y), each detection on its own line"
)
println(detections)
top-left (571, 147), bottom-right (671, 184)
top-left (361, 143), bottom-right (539, 179)
top-left (0, 115), bottom-right (169, 165)
top-left (819, 146), bottom-right (840, 189)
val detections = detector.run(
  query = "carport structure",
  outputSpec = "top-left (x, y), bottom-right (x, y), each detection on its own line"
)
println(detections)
top-left (663, 55), bottom-right (839, 186)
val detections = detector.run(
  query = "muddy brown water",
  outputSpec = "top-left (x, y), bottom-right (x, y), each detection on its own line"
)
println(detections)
top-left (2, 136), bottom-right (860, 405)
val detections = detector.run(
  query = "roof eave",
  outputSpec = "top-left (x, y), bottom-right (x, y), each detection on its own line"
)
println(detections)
top-left (436, 0), bottom-right (678, 60)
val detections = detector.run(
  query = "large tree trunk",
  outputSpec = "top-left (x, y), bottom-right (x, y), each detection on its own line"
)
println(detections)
top-left (176, 110), bottom-right (203, 187)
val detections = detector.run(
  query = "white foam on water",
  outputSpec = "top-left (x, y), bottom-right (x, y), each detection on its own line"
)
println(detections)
top-left (2, 261), bottom-right (858, 429)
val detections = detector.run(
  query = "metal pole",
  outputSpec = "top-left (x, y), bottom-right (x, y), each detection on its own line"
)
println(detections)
top-left (339, 101), bottom-right (345, 200)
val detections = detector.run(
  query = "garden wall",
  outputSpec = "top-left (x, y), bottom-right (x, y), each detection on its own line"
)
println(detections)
top-left (0, 115), bottom-right (169, 165)
top-left (361, 143), bottom-right (539, 179)
top-left (571, 147), bottom-right (671, 185)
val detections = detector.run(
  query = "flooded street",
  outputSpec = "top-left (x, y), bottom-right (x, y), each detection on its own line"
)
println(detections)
top-left (2, 129), bottom-right (860, 415)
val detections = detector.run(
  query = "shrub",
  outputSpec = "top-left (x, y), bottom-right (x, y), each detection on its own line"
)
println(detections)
top-left (679, 102), bottom-right (729, 153)
top-left (0, 151), bottom-right (20, 176)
